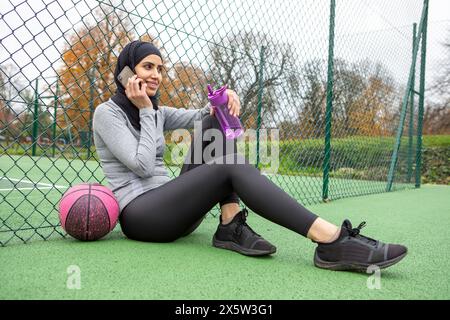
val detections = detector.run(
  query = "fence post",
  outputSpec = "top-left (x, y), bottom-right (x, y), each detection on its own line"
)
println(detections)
top-left (322, 0), bottom-right (336, 202)
top-left (256, 46), bottom-right (265, 169)
top-left (386, 0), bottom-right (428, 192)
top-left (87, 66), bottom-right (95, 159)
top-left (416, 1), bottom-right (428, 188)
top-left (407, 23), bottom-right (417, 183)
top-left (52, 80), bottom-right (59, 158)
top-left (32, 78), bottom-right (39, 157)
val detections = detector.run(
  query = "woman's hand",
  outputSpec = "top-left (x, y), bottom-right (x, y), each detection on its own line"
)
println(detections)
top-left (125, 75), bottom-right (153, 109)
top-left (210, 89), bottom-right (241, 117)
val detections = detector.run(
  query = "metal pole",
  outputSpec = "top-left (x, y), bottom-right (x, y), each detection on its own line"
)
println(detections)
top-left (416, 1), bottom-right (428, 188)
top-left (52, 81), bottom-right (59, 158)
top-left (32, 78), bottom-right (39, 157)
top-left (256, 46), bottom-right (265, 169)
top-left (386, 0), bottom-right (428, 192)
top-left (407, 23), bottom-right (417, 183)
top-left (87, 67), bottom-right (95, 159)
top-left (322, 0), bottom-right (336, 202)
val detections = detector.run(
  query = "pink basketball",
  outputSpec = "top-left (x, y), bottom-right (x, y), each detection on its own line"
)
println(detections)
top-left (59, 182), bottom-right (119, 241)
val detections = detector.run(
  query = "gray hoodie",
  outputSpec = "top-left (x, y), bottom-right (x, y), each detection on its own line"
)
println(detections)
top-left (93, 99), bottom-right (211, 211)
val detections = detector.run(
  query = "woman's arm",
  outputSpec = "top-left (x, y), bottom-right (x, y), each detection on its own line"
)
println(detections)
top-left (93, 105), bottom-right (157, 178)
top-left (163, 90), bottom-right (241, 130)
top-left (162, 103), bottom-right (211, 131)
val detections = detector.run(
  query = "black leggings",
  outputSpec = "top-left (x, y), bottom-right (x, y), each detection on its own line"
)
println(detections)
top-left (119, 115), bottom-right (318, 242)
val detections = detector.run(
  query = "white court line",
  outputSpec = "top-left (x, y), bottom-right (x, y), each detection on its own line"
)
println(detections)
top-left (0, 186), bottom-right (68, 192)
top-left (0, 177), bottom-right (67, 189)
top-left (0, 187), bottom-right (54, 191)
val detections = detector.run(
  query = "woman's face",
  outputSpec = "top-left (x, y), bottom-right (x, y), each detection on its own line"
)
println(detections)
top-left (134, 54), bottom-right (163, 97)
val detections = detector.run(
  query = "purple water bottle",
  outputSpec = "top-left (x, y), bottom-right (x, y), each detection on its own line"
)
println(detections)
top-left (207, 84), bottom-right (244, 139)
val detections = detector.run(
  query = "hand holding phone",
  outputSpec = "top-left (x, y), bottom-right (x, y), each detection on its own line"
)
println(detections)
top-left (117, 66), bottom-right (152, 109)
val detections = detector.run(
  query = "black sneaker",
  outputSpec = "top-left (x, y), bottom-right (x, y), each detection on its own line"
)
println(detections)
top-left (314, 219), bottom-right (407, 272)
top-left (212, 208), bottom-right (276, 256)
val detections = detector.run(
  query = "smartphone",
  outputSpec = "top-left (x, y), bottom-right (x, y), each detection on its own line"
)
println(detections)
top-left (117, 66), bottom-right (136, 88)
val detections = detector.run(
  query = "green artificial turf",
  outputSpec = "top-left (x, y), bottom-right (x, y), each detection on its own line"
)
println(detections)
top-left (0, 184), bottom-right (449, 300)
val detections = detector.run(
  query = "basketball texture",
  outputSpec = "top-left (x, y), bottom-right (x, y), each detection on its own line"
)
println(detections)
top-left (59, 183), bottom-right (119, 241)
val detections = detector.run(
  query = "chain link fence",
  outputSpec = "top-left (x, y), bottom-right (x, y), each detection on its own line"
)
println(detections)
top-left (0, 0), bottom-right (434, 245)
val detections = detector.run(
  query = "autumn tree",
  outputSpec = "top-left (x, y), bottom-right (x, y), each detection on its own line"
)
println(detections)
top-left (57, 5), bottom-right (212, 143)
top-left (295, 59), bottom-right (398, 139)
top-left (347, 75), bottom-right (396, 136)
top-left (57, 6), bottom-right (133, 137)
top-left (159, 62), bottom-right (208, 109)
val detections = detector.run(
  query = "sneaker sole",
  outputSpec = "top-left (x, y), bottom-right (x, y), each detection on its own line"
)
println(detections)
top-left (313, 250), bottom-right (408, 272)
top-left (212, 235), bottom-right (276, 257)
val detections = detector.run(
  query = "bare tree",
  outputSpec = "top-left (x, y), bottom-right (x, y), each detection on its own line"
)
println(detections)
top-left (426, 29), bottom-right (450, 134)
top-left (0, 63), bottom-right (34, 142)
top-left (208, 31), bottom-right (297, 129)
top-left (296, 59), bottom-right (399, 139)
top-left (423, 103), bottom-right (450, 134)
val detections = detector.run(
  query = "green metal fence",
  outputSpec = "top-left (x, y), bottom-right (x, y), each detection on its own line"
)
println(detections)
top-left (0, 0), bottom-right (430, 246)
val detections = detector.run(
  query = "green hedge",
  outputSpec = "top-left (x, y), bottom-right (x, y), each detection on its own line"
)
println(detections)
top-left (421, 146), bottom-right (450, 185)
top-left (421, 135), bottom-right (450, 185)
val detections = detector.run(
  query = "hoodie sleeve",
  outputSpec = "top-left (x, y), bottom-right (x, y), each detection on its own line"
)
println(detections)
top-left (162, 103), bottom-right (211, 131)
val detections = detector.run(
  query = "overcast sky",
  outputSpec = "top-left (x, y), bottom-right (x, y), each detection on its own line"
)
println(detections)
top-left (0, 0), bottom-right (449, 104)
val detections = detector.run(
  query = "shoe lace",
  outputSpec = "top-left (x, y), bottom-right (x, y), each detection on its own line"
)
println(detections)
top-left (235, 208), bottom-right (261, 237)
top-left (346, 222), bottom-right (378, 246)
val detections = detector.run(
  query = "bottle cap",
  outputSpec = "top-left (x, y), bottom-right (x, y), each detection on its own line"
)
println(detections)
top-left (207, 84), bottom-right (228, 106)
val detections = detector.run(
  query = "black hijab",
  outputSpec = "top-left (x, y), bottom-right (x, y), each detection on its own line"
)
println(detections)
top-left (112, 41), bottom-right (162, 130)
